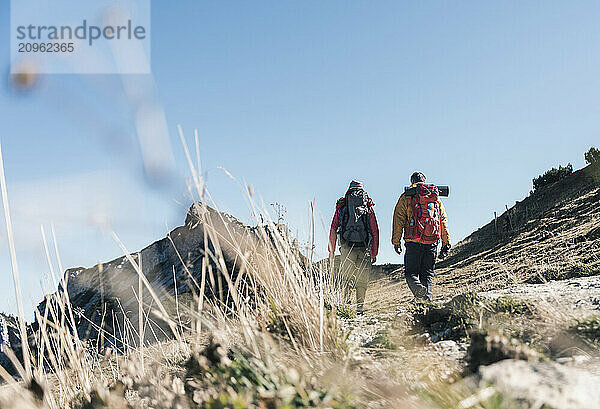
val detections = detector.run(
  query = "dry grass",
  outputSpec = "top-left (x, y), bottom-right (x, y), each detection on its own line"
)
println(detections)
top-left (0, 129), bottom-right (368, 409)
top-left (1, 132), bottom-right (598, 408)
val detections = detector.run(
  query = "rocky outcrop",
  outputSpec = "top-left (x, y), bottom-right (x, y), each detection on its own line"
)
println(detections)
top-left (34, 203), bottom-right (260, 350)
top-left (0, 314), bottom-right (26, 376)
top-left (0, 316), bottom-right (9, 350)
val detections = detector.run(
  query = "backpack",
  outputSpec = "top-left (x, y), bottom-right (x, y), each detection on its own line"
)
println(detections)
top-left (339, 189), bottom-right (371, 247)
top-left (405, 183), bottom-right (441, 244)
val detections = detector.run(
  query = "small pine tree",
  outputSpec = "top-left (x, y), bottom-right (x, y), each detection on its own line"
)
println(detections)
top-left (584, 147), bottom-right (600, 165)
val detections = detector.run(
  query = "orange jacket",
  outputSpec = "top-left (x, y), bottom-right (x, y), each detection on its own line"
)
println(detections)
top-left (391, 186), bottom-right (450, 246)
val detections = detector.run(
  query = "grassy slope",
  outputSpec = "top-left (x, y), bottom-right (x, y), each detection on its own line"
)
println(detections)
top-left (436, 163), bottom-right (600, 295)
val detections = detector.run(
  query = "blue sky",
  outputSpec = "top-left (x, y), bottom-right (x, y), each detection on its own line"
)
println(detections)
top-left (0, 1), bottom-right (599, 318)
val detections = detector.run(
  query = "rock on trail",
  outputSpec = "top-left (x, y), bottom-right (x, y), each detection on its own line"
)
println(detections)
top-left (480, 359), bottom-right (600, 409)
top-left (480, 274), bottom-right (600, 317)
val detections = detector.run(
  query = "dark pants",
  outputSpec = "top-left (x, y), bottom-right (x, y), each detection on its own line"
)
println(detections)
top-left (404, 242), bottom-right (437, 301)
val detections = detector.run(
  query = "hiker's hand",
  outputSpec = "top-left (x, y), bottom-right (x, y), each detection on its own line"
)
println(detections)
top-left (439, 244), bottom-right (451, 259)
top-left (371, 256), bottom-right (377, 264)
top-left (394, 245), bottom-right (402, 255)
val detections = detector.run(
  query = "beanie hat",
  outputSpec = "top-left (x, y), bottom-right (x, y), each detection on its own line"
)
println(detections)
top-left (349, 180), bottom-right (363, 189)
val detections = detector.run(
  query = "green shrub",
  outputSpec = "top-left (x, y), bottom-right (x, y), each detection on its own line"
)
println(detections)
top-left (185, 339), bottom-right (356, 408)
top-left (323, 300), bottom-right (356, 319)
top-left (466, 330), bottom-right (540, 373)
top-left (491, 296), bottom-right (530, 315)
top-left (571, 261), bottom-right (600, 278)
top-left (363, 330), bottom-right (397, 351)
top-left (412, 292), bottom-right (482, 341)
top-left (532, 163), bottom-right (573, 191)
top-left (570, 315), bottom-right (600, 343)
top-left (585, 147), bottom-right (600, 165)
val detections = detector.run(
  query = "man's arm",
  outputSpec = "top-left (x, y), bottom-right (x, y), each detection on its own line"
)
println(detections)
top-left (368, 210), bottom-right (379, 259)
top-left (391, 196), bottom-right (407, 246)
top-left (328, 207), bottom-right (341, 254)
top-left (439, 201), bottom-right (451, 246)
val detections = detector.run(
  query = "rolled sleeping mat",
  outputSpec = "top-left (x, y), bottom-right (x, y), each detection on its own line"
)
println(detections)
top-left (404, 185), bottom-right (449, 197)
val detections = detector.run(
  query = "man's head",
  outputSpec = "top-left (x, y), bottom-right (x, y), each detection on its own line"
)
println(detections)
top-left (349, 180), bottom-right (363, 190)
top-left (410, 172), bottom-right (426, 184)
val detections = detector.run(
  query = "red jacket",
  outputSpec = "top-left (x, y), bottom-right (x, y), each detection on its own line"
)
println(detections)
top-left (328, 190), bottom-right (379, 257)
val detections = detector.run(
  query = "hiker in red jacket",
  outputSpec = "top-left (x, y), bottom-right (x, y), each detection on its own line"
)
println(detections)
top-left (329, 180), bottom-right (379, 314)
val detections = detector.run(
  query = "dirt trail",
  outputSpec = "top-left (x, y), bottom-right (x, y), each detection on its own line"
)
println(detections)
top-left (340, 270), bottom-right (600, 407)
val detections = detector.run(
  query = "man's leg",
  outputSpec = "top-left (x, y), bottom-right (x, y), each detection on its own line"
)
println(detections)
top-left (419, 244), bottom-right (437, 301)
top-left (404, 242), bottom-right (427, 298)
top-left (353, 247), bottom-right (371, 312)
top-left (337, 245), bottom-right (354, 303)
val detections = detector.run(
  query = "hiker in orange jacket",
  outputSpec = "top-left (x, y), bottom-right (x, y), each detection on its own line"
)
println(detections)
top-left (392, 172), bottom-right (451, 301)
top-left (329, 180), bottom-right (379, 313)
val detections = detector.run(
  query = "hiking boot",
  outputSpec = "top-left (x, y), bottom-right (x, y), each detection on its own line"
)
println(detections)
top-left (415, 286), bottom-right (428, 299)
top-left (412, 297), bottom-right (434, 314)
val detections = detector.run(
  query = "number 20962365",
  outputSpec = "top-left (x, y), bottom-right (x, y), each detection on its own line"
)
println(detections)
top-left (18, 43), bottom-right (75, 53)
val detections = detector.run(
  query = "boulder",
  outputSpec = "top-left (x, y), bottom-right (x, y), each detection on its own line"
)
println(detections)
top-left (480, 359), bottom-right (600, 409)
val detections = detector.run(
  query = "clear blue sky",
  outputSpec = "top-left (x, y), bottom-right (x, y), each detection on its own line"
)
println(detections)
top-left (0, 1), bottom-right (599, 318)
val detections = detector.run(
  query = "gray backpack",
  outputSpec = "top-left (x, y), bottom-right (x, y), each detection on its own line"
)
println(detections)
top-left (339, 189), bottom-right (371, 247)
